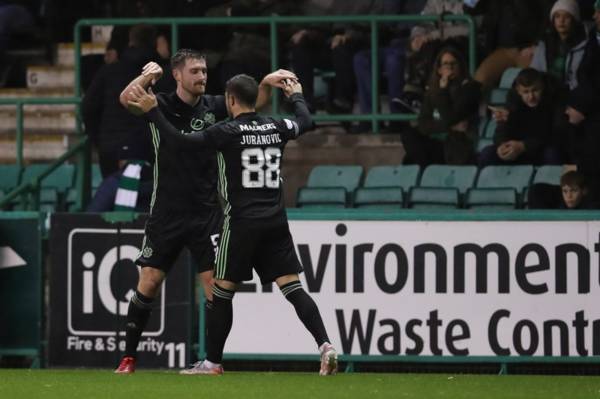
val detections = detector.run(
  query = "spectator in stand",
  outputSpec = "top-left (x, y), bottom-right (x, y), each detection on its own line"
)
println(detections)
top-left (393, 0), bottom-right (470, 116)
top-left (562, 0), bottom-right (600, 206)
top-left (466, 0), bottom-right (546, 92)
top-left (83, 24), bottom-right (175, 178)
top-left (403, 46), bottom-right (481, 166)
top-left (560, 171), bottom-right (592, 209)
top-left (288, 0), bottom-right (388, 114)
top-left (86, 145), bottom-right (153, 212)
top-left (478, 68), bottom-right (564, 167)
top-left (351, 0), bottom-right (424, 132)
top-left (528, 169), bottom-right (593, 209)
top-left (218, 0), bottom-right (301, 90)
top-left (530, 0), bottom-right (588, 91)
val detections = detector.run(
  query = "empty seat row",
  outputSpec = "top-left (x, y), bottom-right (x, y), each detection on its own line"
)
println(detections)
top-left (0, 163), bottom-right (102, 212)
top-left (296, 164), bottom-right (563, 210)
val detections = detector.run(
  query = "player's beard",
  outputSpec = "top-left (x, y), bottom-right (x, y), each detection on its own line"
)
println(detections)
top-left (183, 80), bottom-right (206, 97)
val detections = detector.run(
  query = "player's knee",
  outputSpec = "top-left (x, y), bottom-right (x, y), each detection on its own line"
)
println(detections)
top-left (279, 279), bottom-right (304, 300)
top-left (212, 282), bottom-right (235, 302)
top-left (137, 266), bottom-right (165, 297)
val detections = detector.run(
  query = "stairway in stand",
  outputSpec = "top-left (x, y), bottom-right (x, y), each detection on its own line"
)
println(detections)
top-left (0, 29), bottom-right (108, 163)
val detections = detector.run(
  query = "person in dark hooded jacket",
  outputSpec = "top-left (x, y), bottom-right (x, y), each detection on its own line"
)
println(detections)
top-left (83, 24), bottom-right (175, 178)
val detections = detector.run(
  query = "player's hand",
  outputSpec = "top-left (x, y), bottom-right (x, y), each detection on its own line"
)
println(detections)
top-left (283, 79), bottom-right (302, 97)
top-left (127, 85), bottom-right (158, 113)
top-left (142, 62), bottom-right (163, 84)
top-left (261, 69), bottom-right (298, 89)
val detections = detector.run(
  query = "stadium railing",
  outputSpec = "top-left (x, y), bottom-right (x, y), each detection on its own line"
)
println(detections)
top-left (0, 97), bottom-right (90, 212)
top-left (74, 14), bottom-right (477, 134)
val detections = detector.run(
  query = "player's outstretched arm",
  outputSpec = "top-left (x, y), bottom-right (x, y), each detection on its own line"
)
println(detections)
top-left (119, 62), bottom-right (163, 115)
top-left (127, 85), bottom-right (213, 150)
top-left (282, 80), bottom-right (313, 136)
top-left (256, 69), bottom-right (299, 111)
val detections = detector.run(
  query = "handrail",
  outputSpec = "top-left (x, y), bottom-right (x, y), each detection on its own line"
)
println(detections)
top-left (0, 137), bottom-right (88, 210)
top-left (0, 97), bottom-right (81, 170)
top-left (0, 97), bottom-right (89, 211)
top-left (74, 14), bottom-right (477, 133)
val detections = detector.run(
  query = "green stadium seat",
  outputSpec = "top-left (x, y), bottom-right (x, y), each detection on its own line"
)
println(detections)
top-left (297, 187), bottom-right (346, 208)
top-left (488, 89), bottom-right (508, 106)
top-left (91, 164), bottom-right (102, 189)
top-left (419, 165), bottom-right (477, 194)
top-left (363, 165), bottom-right (420, 189)
top-left (22, 163), bottom-right (75, 194)
top-left (305, 165), bottom-right (363, 191)
top-left (354, 187), bottom-right (404, 209)
top-left (40, 187), bottom-right (59, 203)
top-left (533, 165), bottom-right (562, 185)
top-left (408, 165), bottom-right (477, 208)
top-left (470, 165), bottom-right (534, 208)
top-left (483, 119), bottom-right (497, 139)
top-left (477, 138), bottom-right (493, 152)
top-left (0, 165), bottom-right (21, 192)
top-left (478, 117), bottom-right (488, 138)
top-left (352, 165), bottom-right (420, 208)
top-left (488, 68), bottom-right (521, 106)
top-left (499, 67), bottom-right (522, 88)
top-left (476, 165), bottom-right (533, 192)
top-left (297, 165), bottom-right (363, 207)
top-left (409, 187), bottom-right (460, 209)
top-left (466, 187), bottom-right (518, 210)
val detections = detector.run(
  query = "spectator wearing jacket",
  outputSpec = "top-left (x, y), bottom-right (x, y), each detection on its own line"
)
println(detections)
top-left (478, 68), bottom-right (565, 167)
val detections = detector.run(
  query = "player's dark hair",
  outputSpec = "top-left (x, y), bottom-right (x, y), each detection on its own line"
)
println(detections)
top-left (514, 68), bottom-right (544, 89)
top-left (225, 74), bottom-right (258, 108)
top-left (560, 171), bottom-right (587, 189)
top-left (128, 24), bottom-right (157, 49)
top-left (170, 49), bottom-right (206, 70)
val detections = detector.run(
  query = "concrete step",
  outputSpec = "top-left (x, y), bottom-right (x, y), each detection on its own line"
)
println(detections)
top-left (27, 66), bottom-right (74, 90)
top-left (57, 42), bottom-right (106, 67)
top-left (0, 134), bottom-right (73, 162)
top-left (0, 88), bottom-right (77, 112)
top-left (0, 110), bottom-right (77, 132)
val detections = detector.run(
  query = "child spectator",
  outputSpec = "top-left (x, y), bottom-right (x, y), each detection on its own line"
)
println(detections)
top-left (560, 170), bottom-right (590, 209)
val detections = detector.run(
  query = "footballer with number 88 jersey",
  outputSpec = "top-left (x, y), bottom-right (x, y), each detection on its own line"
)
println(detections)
top-left (127, 74), bottom-right (338, 376)
top-left (115, 48), bottom-right (299, 374)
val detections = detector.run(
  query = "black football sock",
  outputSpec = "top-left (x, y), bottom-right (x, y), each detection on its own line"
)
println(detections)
top-left (124, 290), bottom-right (154, 358)
top-left (203, 299), bottom-right (213, 352)
top-left (281, 280), bottom-right (330, 347)
top-left (206, 284), bottom-right (234, 364)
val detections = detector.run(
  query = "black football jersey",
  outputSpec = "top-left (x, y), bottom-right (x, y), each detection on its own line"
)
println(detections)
top-left (147, 94), bottom-right (312, 220)
top-left (149, 92), bottom-right (227, 213)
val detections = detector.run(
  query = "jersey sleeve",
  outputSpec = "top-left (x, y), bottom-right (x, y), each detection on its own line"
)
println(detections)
top-left (277, 93), bottom-right (314, 141)
top-left (213, 95), bottom-right (228, 120)
top-left (147, 106), bottom-right (224, 150)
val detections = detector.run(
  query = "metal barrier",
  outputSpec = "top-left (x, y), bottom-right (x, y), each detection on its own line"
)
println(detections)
top-left (0, 97), bottom-right (90, 212)
top-left (74, 14), bottom-right (477, 133)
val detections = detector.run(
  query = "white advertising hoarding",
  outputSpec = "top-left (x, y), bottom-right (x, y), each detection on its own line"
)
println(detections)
top-left (226, 220), bottom-right (600, 357)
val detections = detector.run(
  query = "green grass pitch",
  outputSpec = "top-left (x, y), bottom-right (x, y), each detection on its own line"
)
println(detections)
top-left (0, 370), bottom-right (599, 399)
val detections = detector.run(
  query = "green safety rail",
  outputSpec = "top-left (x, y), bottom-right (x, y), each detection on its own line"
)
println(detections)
top-left (74, 14), bottom-right (477, 133)
top-left (0, 97), bottom-right (90, 212)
